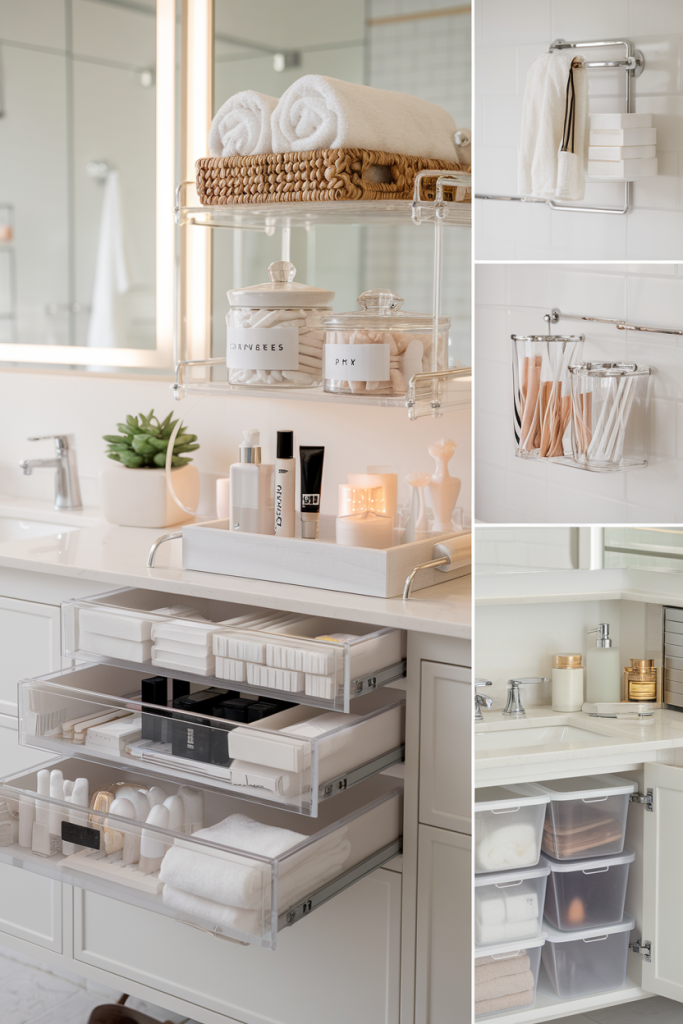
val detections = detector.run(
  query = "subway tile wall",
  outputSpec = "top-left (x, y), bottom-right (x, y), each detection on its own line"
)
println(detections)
top-left (475, 262), bottom-right (683, 523)
top-left (475, 0), bottom-right (683, 259)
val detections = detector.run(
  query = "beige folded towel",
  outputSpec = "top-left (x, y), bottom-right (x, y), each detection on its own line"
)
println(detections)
top-left (475, 952), bottom-right (530, 982)
top-left (476, 970), bottom-right (534, 1002)
top-left (476, 989), bottom-right (533, 1016)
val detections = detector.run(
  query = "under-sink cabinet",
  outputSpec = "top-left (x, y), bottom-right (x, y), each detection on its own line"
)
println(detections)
top-left (0, 596), bottom-right (62, 717)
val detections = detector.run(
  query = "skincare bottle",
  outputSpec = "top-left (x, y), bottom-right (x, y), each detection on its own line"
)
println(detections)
top-left (585, 623), bottom-right (621, 703)
top-left (274, 430), bottom-right (296, 537)
top-left (551, 654), bottom-right (584, 712)
top-left (300, 445), bottom-right (325, 539)
top-left (229, 429), bottom-right (274, 535)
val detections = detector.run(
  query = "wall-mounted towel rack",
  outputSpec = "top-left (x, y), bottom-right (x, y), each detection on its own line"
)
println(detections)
top-left (545, 308), bottom-right (683, 337)
top-left (475, 37), bottom-right (645, 216)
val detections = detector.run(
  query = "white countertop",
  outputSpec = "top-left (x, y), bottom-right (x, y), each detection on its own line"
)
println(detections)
top-left (475, 705), bottom-right (683, 786)
top-left (0, 498), bottom-right (470, 637)
top-left (475, 567), bottom-right (683, 607)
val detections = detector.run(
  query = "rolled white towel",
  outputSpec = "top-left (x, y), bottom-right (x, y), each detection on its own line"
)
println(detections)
top-left (505, 890), bottom-right (539, 924)
top-left (209, 91), bottom-right (279, 157)
top-left (162, 884), bottom-right (263, 936)
top-left (476, 823), bottom-right (538, 872)
top-left (476, 893), bottom-right (506, 926)
top-left (271, 75), bottom-right (458, 162)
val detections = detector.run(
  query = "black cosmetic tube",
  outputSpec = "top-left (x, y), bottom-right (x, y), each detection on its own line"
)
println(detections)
top-left (299, 446), bottom-right (325, 540)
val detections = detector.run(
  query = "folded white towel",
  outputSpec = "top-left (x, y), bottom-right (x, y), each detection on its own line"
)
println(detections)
top-left (476, 893), bottom-right (506, 927)
top-left (271, 75), bottom-right (458, 161)
top-left (518, 51), bottom-right (588, 201)
top-left (209, 90), bottom-right (279, 157)
top-left (505, 890), bottom-right (539, 924)
top-left (475, 916), bottom-right (539, 945)
top-left (162, 884), bottom-right (263, 936)
top-left (228, 759), bottom-right (304, 798)
top-left (476, 823), bottom-right (539, 872)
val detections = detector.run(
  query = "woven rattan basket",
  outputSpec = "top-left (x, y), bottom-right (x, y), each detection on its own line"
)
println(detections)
top-left (196, 148), bottom-right (470, 206)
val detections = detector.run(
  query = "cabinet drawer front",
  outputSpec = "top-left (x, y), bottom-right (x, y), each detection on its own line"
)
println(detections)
top-left (73, 869), bottom-right (401, 1024)
top-left (419, 662), bottom-right (471, 833)
top-left (0, 861), bottom-right (62, 951)
top-left (0, 596), bottom-right (61, 717)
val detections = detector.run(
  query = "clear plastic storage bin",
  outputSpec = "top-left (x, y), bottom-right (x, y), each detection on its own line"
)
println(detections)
top-left (534, 775), bottom-right (636, 861)
top-left (475, 785), bottom-right (549, 874)
top-left (544, 848), bottom-right (635, 931)
top-left (0, 757), bottom-right (402, 949)
top-left (511, 334), bottom-right (584, 459)
top-left (475, 934), bottom-right (546, 1016)
top-left (18, 664), bottom-right (405, 816)
top-left (568, 362), bottom-right (651, 472)
top-left (541, 915), bottom-right (634, 998)
top-left (475, 857), bottom-right (550, 946)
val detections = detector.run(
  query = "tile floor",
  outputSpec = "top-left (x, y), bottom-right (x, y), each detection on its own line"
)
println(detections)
top-left (543, 996), bottom-right (683, 1024)
top-left (0, 948), bottom-right (192, 1024)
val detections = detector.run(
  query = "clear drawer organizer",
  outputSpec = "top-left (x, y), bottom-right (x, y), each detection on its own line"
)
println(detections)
top-left (62, 588), bottom-right (406, 713)
top-left (512, 335), bottom-right (584, 459)
top-left (0, 757), bottom-right (402, 949)
top-left (567, 362), bottom-right (651, 471)
top-left (18, 664), bottom-right (405, 816)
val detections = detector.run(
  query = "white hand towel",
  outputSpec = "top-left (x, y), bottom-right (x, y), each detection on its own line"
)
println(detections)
top-left (505, 890), bottom-right (539, 924)
top-left (87, 169), bottom-right (129, 348)
top-left (271, 75), bottom-right (458, 162)
top-left (476, 823), bottom-right (538, 872)
top-left (209, 91), bottom-right (279, 157)
top-left (476, 892), bottom-right (506, 926)
top-left (518, 52), bottom-right (588, 201)
top-left (162, 884), bottom-right (263, 936)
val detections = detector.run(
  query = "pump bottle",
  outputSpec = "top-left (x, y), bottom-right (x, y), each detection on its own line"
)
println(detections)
top-left (585, 623), bottom-right (621, 703)
top-left (229, 429), bottom-right (274, 535)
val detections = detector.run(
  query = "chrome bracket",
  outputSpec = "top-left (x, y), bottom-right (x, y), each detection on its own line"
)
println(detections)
top-left (630, 938), bottom-right (652, 962)
top-left (630, 788), bottom-right (654, 812)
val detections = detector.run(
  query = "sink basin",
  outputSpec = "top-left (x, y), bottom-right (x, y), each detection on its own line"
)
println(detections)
top-left (0, 517), bottom-right (78, 543)
top-left (477, 724), bottom-right (613, 753)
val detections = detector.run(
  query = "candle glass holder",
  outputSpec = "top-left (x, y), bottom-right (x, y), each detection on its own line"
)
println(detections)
top-left (568, 362), bottom-right (651, 472)
top-left (512, 335), bottom-right (584, 459)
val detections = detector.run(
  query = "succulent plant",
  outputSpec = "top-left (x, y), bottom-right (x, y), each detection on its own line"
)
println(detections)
top-left (103, 410), bottom-right (199, 469)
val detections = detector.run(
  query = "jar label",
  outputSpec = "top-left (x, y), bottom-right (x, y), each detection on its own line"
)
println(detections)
top-left (226, 327), bottom-right (299, 369)
top-left (324, 344), bottom-right (390, 382)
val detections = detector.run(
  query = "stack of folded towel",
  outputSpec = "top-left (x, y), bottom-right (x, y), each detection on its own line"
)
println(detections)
top-left (208, 75), bottom-right (459, 161)
top-left (475, 884), bottom-right (540, 944)
top-left (587, 113), bottom-right (657, 179)
top-left (159, 812), bottom-right (351, 936)
top-left (475, 951), bottom-right (535, 1016)
top-left (542, 810), bottom-right (622, 858)
top-left (78, 605), bottom-right (205, 664)
top-left (476, 822), bottom-right (540, 872)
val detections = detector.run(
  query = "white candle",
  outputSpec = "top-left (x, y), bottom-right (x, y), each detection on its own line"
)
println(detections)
top-left (336, 511), bottom-right (393, 549)
top-left (366, 465), bottom-right (398, 525)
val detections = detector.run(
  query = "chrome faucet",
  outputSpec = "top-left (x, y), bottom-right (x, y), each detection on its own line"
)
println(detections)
top-left (19, 435), bottom-right (83, 511)
top-left (475, 679), bottom-right (493, 722)
top-left (502, 677), bottom-right (549, 718)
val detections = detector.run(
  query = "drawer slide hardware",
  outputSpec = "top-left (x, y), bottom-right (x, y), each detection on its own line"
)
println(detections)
top-left (319, 745), bottom-right (405, 799)
top-left (352, 660), bottom-right (406, 697)
top-left (630, 789), bottom-right (654, 812)
top-left (280, 838), bottom-right (402, 928)
top-left (630, 938), bottom-right (652, 963)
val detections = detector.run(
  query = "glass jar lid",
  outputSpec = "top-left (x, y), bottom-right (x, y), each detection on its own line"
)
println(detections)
top-left (227, 261), bottom-right (334, 309)
top-left (569, 361), bottom-right (651, 377)
top-left (322, 289), bottom-right (450, 331)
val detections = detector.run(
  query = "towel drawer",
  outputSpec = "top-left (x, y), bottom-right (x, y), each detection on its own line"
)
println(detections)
top-left (62, 587), bottom-right (406, 713)
top-left (0, 756), bottom-right (402, 950)
top-left (18, 663), bottom-right (405, 816)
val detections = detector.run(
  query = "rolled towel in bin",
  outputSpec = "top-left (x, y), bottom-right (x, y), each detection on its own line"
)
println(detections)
top-left (476, 823), bottom-right (538, 871)
top-left (209, 91), bottom-right (279, 157)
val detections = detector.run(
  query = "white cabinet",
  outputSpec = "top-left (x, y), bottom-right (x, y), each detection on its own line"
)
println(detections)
top-left (420, 661), bottom-right (471, 834)
top-left (415, 825), bottom-right (470, 1024)
top-left (0, 862), bottom-right (62, 952)
top-left (0, 596), bottom-right (61, 717)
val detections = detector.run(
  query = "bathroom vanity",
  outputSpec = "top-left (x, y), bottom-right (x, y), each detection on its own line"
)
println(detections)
top-left (0, 501), bottom-right (470, 1024)
top-left (475, 567), bottom-right (683, 1022)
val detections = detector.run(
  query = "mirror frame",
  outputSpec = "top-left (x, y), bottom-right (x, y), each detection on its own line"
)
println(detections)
top-left (0, 0), bottom-right (179, 370)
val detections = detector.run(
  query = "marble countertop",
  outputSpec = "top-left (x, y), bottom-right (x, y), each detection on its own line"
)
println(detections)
top-left (0, 497), bottom-right (470, 637)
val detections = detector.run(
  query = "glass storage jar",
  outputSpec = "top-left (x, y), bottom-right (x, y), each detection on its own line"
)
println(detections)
top-left (322, 290), bottom-right (449, 397)
top-left (568, 362), bottom-right (651, 472)
top-left (226, 261), bottom-right (334, 388)
top-left (511, 334), bottom-right (584, 459)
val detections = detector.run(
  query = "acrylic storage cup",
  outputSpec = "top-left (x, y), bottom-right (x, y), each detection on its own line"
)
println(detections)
top-left (226, 260), bottom-right (334, 388)
top-left (568, 362), bottom-right (651, 471)
top-left (322, 289), bottom-right (449, 397)
top-left (475, 933), bottom-right (546, 1017)
top-left (475, 857), bottom-right (550, 946)
top-left (474, 784), bottom-right (550, 874)
top-left (534, 775), bottom-right (636, 861)
top-left (512, 335), bottom-right (584, 459)
top-left (544, 848), bottom-right (635, 931)
top-left (541, 915), bottom-right (634, 999)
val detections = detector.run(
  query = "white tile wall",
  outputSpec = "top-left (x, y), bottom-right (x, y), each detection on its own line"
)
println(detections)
top-left (475, 262), bottom-right (683, 523)
top-left (474, 0), bottom-right (683, 259)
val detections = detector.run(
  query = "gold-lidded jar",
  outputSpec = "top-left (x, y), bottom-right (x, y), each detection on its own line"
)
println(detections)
top-left (624, 658), bottom-right (657, 702)
top-left (554, 654), bottom-right (582, 669)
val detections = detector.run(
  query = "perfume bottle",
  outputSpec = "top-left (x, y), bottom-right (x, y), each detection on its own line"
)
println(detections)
top-left (623, 659), bottom-right (658, 702)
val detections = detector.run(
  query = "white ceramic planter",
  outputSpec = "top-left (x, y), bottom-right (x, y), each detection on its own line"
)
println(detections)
top-left (100, 464), bottom-right (199, 528)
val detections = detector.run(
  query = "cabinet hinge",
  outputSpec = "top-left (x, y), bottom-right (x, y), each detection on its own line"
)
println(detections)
top-left (630, 938), bottom-right (652, 963)
top-left (630, 788), bottom-right (654, 812)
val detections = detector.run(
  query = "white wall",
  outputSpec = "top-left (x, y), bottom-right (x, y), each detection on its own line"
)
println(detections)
top-left (474, 0), bottom-right (683, 259)
top-left (475, 262), bottom-right (683, 524)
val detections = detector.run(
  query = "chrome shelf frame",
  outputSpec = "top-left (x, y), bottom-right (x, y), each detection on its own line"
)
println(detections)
top-left (545, 307), bottom-right (683, 337)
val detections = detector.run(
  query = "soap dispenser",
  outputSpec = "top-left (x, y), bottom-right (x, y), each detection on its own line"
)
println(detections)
top-left (229, 429), bottom-right (274, 535)
top-left (585, 623), bottom-right (621, 703)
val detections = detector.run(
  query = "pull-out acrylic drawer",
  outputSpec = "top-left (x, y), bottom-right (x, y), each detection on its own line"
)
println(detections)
top-left (18, 664), bottom-right (405, 815)
top-left (0, 757), bottom-right (402, 949)
top-left (62, 588), bottom-right (406, 712)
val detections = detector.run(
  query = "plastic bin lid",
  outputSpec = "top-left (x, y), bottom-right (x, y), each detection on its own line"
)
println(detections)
top-left (475, 931), bottom-right (547, 960)
top-left (544, 913), bottom-right (635, 943)
top-left (544, 848), bottom-right (635, 873)
top-left (531, 774), bottom-right (637, 801)
top-left (475, 783), bottom-right (550, 812)
top-left (475, 855), bottom-right (551, 887)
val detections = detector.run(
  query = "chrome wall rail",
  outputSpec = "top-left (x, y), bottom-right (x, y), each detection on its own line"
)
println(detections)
top-left (545, 308), bottom-right (683, 337)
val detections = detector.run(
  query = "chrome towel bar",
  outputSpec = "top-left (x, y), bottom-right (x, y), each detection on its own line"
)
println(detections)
top-left (545, 308), bottom-right (683, 338)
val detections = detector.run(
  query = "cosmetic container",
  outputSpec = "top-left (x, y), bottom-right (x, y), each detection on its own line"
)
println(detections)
top-left (568, 362), bottom-right (651, 471)
top-left (552, 654), bottom-right (584, 712)
top-left (322, 290), bottom-right (449, 396)
top-left (229, 429), bottom-right (274, 535)
top-left (623, 658), bottom-right (658, 702)
top-left (274, 430), bottom-right (296, 537)
top-left (226, 261), bottom-right (333, 388)
top-left (299, 446), bottom-right (324, 539)
top-left (511, 334), bottom-right (584, 459)
top-left (586, 624), bottom-right (621, 704)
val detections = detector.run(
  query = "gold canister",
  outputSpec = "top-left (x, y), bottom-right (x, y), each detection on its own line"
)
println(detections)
top-left (623, 659), bottom-right (657, 702)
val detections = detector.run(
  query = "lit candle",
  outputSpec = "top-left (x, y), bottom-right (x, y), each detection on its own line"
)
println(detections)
top-left (338, 484), bottom-right (385, 518)
top-left (348, 469), bottom-right (397, 525)
top-left (336, 511), bottom-right (394, 549)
